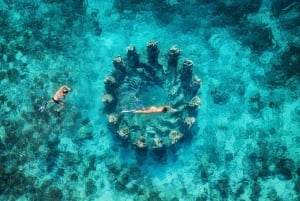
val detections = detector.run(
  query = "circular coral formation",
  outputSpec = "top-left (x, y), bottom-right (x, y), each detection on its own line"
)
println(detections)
top-left (183, 59), bottom-right (194, 68)
top-left (188, 96), bottom-right (201, 108)
top-left (167, 45), bottom-right (181, 67)
top-left (152, 136), bottom-right (164, 149)
top-left (103, 41), bottom-right (201, 153)
top-left (184, 117), bottom-right (196, 129)
top-left (113, 55), bottom-right (126, 73)
top-left (191, 76), bottom-right (202, 88)
top-left (106, 113), bottom-right (119, 125)
top-left (117, 127), bottom-right (130, 139)
top-left (101, 94), bottom-right (114, 104)
top-left (104, 75), bottom-right (116, 85)
top-left (169, 130), bottom-right (183, 145)
top-left (135, 136), bottom-right (147, 148)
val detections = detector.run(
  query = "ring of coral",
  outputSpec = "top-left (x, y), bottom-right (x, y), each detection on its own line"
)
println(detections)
top-left (103, 41), bottom-right (201, 151)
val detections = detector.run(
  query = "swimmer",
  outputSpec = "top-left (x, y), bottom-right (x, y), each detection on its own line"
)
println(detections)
top-left (121, 105), bottom-right (176, 114)
top-left (38, 85), bottom-right (71, 113)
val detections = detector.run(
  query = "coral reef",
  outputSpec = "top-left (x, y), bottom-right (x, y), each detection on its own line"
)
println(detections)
top-left (146, 40), bottom-right (160, 67)
top-left (101, 94), bottom-right (114, 104)
top-left (104, 75), bottom-right (118, 93)
top-left (135, 136), bottom-right (147, 148)
top-left (167, 45), bottom-right (181, 68)
top-left (106, 113), bottom-right (119, 125)
top-left (184, 117), bottom-right (196, 129)
top-left (117, 127), bottom-right (130, 139)
top-left (126, 46), bottom-right (140, 68)
top-left (188, 96), bottom-right (201, 108)
top-left (152, 136), bottom-right (164, 149)
top-left (169, 130), bottom-right (183, 145)
top-left (113, 55), bottom-right (126, 73)
top-left (2, 0), bottom-right (299, 200)
top-left (103, 41), bottom-right (201, 155)
top-left (180, 60), bottom-right (194, 78)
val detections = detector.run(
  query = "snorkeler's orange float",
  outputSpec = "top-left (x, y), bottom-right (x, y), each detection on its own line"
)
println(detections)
top-left (102, 40), bottom-right (201, 152)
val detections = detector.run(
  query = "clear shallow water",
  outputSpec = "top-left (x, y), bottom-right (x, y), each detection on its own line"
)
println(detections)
top-left (0, 0), bottom-right (300, 200)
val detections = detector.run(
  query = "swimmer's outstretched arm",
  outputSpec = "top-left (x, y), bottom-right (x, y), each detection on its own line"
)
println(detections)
top-left (121, 109), bottom-right (150, 114)
top-left (166, 106), bottom-right (177, 112)
top-left (132, 110), bottom-right (150, 114)
top-left (121, 110), bottom-right (135, 114)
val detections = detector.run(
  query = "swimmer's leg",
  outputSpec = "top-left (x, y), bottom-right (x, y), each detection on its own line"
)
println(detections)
top-left (56, 102), bottom-right (65, 113)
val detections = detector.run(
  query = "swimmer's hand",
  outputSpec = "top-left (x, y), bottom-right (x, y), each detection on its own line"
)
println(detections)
top-left (166, 106), bottom-right (177, 112)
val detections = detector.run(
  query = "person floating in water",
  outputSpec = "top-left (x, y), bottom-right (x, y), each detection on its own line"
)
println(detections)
top-left (121, 106), bottom-right (176, 114)
top-left (38, 85), bottom-right (71, 113)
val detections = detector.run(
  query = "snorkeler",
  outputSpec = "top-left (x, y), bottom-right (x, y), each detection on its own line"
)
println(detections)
top-left (121, 106), bottom-right (176, 114)
top-left (38, 85), bottom-right (71, 113)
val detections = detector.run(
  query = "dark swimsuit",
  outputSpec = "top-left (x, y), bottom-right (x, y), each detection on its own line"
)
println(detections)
top-left (52, 98), bottom-right (62, 104)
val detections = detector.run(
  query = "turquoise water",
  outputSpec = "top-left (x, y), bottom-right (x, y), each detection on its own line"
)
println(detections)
top-left (1, 0), bottom-right (300, 200)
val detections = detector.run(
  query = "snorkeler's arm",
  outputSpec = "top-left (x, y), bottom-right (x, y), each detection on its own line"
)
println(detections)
top-left (133, 110), bottom-right (150, 114)
top-left (166, 106), bottom-right (177, 112)
top-left (121, 110), bottom-right (135, 114)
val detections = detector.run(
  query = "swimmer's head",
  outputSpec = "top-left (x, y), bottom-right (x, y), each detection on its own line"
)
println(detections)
top-left (63, 89), bottom-right (69, 94)
top-left (162, 107), bottom-right (168, 113)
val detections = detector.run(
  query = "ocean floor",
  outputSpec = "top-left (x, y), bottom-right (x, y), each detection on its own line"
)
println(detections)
top-left (0, 0), bottom-right (300, 200)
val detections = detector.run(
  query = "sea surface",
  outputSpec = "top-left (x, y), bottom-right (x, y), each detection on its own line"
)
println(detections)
top-left (0, 0), bottom-right (299, 200)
